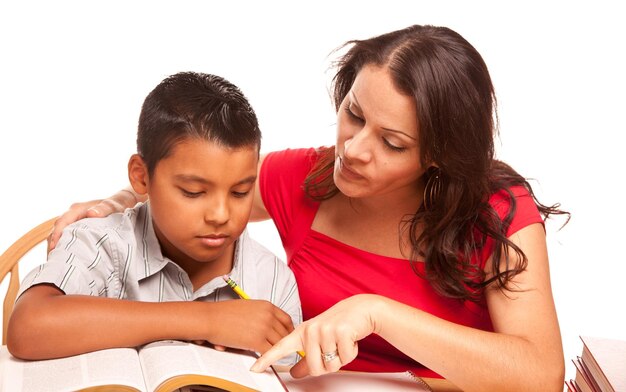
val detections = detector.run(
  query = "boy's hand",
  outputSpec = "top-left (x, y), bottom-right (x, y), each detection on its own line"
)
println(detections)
top-left (207, 300), bottom-right (294, 354)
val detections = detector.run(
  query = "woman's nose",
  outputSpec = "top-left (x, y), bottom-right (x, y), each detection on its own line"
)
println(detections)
top-left (344, 127), bottom-right (373, 163)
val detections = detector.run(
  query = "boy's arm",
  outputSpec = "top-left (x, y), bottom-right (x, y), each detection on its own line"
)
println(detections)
top-left (7, 284), bottom-right (294, 360)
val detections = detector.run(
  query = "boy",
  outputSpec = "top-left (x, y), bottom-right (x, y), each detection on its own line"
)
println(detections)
top-left (7, 72), bottom-right (301, 362)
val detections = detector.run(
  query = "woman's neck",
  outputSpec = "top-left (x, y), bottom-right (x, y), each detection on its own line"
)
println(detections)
top-left (343, 181), bottom-right (424, 217)
top-left (312, 188), bottom-right (424, 259)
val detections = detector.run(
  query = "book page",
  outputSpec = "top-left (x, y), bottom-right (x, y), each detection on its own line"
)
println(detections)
top-left (137, 340), bottom-right (284, 392)
top-left (0, 346), bottom-right (146, 392)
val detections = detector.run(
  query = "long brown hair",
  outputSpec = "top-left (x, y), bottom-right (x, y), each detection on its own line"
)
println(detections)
top-left (304, 25), bottom-right (569, 301)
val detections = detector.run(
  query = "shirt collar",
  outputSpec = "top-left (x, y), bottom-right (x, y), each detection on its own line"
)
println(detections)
top-left (137, 202), bottom-right (250, 296)
top-left (135, 202), bottom-right (168, 280)
top-left (193, 229), bottom-right (249, 298)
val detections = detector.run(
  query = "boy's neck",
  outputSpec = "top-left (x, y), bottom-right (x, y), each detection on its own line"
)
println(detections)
top-left (159, 240), bottom-right (237, 292)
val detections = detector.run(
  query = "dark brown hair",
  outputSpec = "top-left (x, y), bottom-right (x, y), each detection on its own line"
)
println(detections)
top-left (137, 72), bottom-right (261, 176)
top-left (304, 25), bottom-right (568, 301)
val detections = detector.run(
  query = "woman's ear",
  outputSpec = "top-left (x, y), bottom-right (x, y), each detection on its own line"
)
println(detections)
top-left (128, 154), bottom-right (149, 195)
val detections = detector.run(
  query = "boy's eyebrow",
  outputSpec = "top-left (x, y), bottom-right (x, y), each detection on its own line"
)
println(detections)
top-left (174, 174), bottom-right (257, 186)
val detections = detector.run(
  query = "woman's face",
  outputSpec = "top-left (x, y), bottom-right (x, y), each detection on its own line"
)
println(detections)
top-left (334, 64), bottom-right (426, 201)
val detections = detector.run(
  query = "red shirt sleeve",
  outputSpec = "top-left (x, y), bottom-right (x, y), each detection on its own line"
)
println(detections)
top-left (477, 185), bottom-right (544, 269)
top-left (489, 185), bottom-right (544, 237)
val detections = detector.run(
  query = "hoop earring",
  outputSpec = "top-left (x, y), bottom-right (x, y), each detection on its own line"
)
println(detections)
top-left (423, 168), bottom-right (442, 210)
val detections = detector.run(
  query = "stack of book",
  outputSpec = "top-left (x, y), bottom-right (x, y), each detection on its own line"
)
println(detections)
top-left (565, 335), bottom-right (626, 392)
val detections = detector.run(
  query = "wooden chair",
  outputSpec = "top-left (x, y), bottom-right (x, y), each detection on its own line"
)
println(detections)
top-left (0, 217), bottom-right (56, 345)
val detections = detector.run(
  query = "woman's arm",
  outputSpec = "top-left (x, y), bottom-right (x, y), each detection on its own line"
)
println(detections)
top-left (249, 154), bottom-right (271, 221)
top-left (7, 284), bottom-right (294, 360)
top-left (252, 223), bottom-right (564, 392)
top-left (47, 187), bottom-right (145, 251)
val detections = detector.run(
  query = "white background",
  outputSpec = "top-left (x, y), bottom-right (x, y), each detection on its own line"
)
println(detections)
top-left (1, 0), bottom-right (624, 384)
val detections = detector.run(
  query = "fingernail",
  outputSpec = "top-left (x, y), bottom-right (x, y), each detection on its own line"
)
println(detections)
top-left (88, 207), bottom-right (100, 215)
top-left (249, 363), bottom-right (261, 372)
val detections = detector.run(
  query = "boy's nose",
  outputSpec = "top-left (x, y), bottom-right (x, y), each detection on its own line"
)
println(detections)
top-left (203, 199), bottom-right (229, 225)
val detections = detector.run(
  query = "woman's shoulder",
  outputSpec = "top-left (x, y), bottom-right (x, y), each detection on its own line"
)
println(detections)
top-left (488, 185), bottom-right (531, 205)
top-left (261, 146), bottom-right (326, 186)
top-left (263, 147), bottom-right (320, 168)
top-left (488, 185), bottom-right (542, 234)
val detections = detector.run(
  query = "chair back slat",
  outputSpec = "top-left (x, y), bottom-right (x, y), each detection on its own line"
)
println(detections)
top-left (0, 217), bottom-right (57, 344)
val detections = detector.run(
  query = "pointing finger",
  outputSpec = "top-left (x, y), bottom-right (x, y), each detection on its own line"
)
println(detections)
top-left (250, 332), bottom-right (301, 372)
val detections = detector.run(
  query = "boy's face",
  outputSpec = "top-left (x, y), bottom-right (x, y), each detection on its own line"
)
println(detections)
top-left (142, 138), bottom-right (258, 275)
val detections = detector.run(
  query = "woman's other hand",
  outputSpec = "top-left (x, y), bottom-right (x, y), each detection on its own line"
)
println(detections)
top-left (47, 188), bottom-right (141, 252)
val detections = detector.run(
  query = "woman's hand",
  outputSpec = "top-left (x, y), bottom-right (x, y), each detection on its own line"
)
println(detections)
top-left (47, 188), bottom-right (142, 252)
top-left (251, 294), bottom-right (383, 378)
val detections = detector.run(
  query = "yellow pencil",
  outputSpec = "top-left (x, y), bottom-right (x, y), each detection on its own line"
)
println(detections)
top-left (222, 275), bottom-right (306, 358)
top-left (222, 275), bottom-right (250, 299)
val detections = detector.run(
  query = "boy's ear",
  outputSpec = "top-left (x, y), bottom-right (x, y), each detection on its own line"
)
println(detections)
top-left (128, 154), bottom-right (149, 195)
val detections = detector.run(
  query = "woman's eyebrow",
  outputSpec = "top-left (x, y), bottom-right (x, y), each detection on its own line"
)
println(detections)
top-left (350, 93), bottom-right (417, 141)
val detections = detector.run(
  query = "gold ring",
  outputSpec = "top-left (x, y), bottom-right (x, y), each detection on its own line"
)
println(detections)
top-left (321, 350), bottom-right (338, 362)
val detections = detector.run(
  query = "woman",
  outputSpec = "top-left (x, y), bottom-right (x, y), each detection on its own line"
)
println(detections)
top-left (48, 25), bottom-right (568, 391)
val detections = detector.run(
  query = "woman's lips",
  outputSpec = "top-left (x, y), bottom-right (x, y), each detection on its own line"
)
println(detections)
top-left (338, 156), bottom-right (365, 180)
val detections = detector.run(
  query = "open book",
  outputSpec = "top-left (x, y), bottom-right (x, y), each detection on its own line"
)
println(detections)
top-left (0, 340), bottom-right (286, 392)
